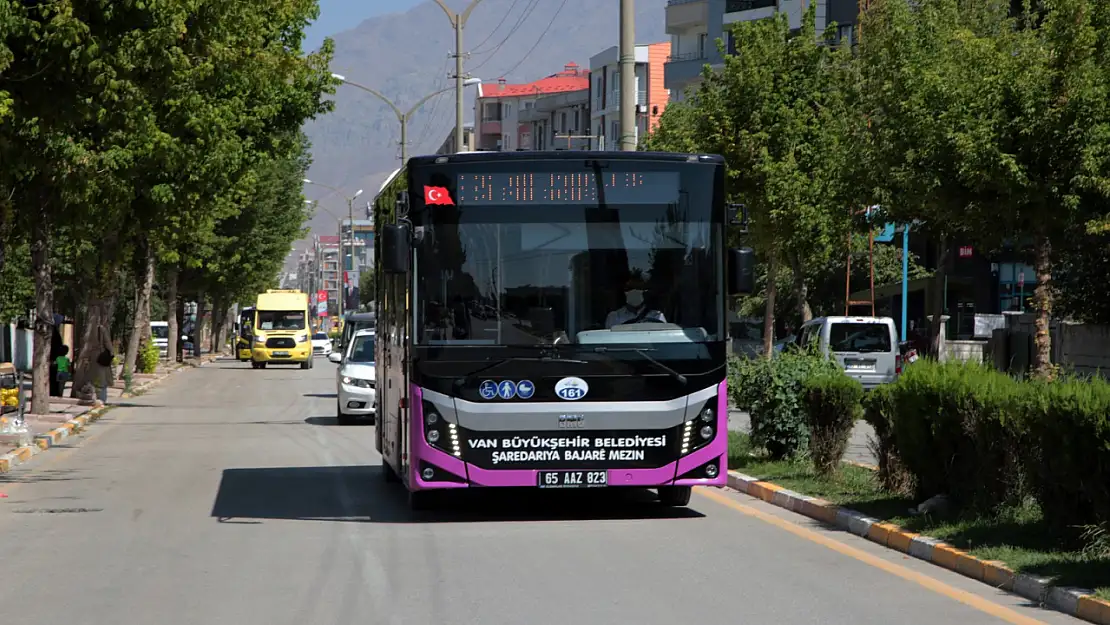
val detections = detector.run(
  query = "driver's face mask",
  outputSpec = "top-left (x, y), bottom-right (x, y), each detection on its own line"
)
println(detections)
top-left (625, 289), bottom-right (644, 308)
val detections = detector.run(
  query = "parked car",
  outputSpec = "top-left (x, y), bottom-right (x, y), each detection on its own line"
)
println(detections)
top-left (794, 316), bottom-right (900, 391)
top-left (310, 332), bottom-right (332, 357)
top-left (328, 328), bottom-right (375, 425)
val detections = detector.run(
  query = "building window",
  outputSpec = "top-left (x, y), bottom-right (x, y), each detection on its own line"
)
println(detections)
top-left (837, 23), bottom-right (854, 47)
top-left (698, 33), bottom-right (707, 58)
top-left (560, 111), bottom-right (567, 132)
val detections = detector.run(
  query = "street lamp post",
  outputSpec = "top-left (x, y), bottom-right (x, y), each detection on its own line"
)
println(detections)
top-left (432, 0), bottom-right (484, 153)
top-left (332, 74), bottom-right (481, 163)
top-left (304, 183), bottom-right (363, 319)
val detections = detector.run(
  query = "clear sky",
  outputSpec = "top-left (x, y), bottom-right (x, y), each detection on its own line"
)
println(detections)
top-left (303, 0), bottom-right (424, 51)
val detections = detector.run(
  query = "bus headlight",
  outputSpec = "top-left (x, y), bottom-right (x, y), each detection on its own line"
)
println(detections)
top-left (254, 335), bottom-right (266, 345)
top-left (422, 401), bottom-right (461, 457)
top-left (295, 333), bottom-right (308, 343)
top-left (680, 399), bottom-right (718, 455)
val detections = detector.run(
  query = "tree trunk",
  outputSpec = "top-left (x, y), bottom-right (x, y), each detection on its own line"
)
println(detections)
top-left (928, 236), bottom-right (949, 359)
top-left (194, 297), bottom-right (208, 358)
top-left (29, 217), bottom-right (53, 416)
top-left (122, 243), bottom-right (156, 377)
top-left (71, 295), bottom-right (115, 398)
top-left (165, 267), bottom-right (179, 365)
top-left (1032, 234), bottom-right (1054, 378)
top-left (762, 252), bottom-right (779, 359)
top-left (211, 298), bottom-right (226, 354)
top-left (787, 250), bottom-right (812, 324)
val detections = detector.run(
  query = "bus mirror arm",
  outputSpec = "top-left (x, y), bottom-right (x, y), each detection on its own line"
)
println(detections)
top-left (381, 223), bottom-right (411, 274)
top-left (727, 247), bottom-right (756, 295)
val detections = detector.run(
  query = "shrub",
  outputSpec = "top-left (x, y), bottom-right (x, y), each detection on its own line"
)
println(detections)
top-left (138, 340), bottom-right (160, 374)
top-left (728, 350), bottom-right (842, 460)
top-left (1019, 377), bottom-right (1110, 529)
top-left (886, 360), bottom-right (1025, 510)
top-left (862, 384), bottom-right (914, 495)
top-left (803, 372), bottom-right (863, 476)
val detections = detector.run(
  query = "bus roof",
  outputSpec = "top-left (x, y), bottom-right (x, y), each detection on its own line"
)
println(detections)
top-left (407, 151), bottom-right (725, 167)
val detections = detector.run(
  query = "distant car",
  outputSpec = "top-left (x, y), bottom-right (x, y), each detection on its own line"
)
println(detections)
top-left (328, 329), bottom-right (375, 425)
top-left (310, 332), bottom-right (332, 356)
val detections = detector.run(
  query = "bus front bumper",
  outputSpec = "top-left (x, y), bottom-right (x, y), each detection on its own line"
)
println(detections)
top-left (251, 346), bottom-right (311, 363)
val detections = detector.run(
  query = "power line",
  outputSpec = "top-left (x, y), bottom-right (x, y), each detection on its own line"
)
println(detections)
top-left (468, 0), bottom-right (523, 54)
top-left (468, 0), bottom-right (542, 72)
top-left (496, 0), bottom-right (569, 80)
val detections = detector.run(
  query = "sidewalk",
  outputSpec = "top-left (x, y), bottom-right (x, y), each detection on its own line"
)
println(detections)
top-left (727, 407), bottom-right (878, 466)
top-left (1, 353), bottom-right (222, 468)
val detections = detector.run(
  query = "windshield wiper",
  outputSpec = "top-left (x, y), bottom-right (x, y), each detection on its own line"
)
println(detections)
top-left (587, 346), bottom-right (688, 386)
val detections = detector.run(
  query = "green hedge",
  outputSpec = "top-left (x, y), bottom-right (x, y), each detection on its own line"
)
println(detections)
top-left (728, 350), bottom-right (843, 460)
top-left (138, 340), bottom-right (160, 374)
top-left (1019, 377), bottom-right (1110, 529)
top-left (881, 360), bottom-right (1110, 529)
top-left (803, 372), bottom-right (863, 476)
top-left (862, 384), bottom-right (914, 495)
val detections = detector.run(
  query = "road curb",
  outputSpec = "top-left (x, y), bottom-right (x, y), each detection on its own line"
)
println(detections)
top-left (726, 470), bottom-right (1110, 625)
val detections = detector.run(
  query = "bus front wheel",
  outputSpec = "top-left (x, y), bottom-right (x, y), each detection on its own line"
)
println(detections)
top-left (658, 486), bottom-right (692, 507)
top-left (252, 361), bottom-right (266, 370)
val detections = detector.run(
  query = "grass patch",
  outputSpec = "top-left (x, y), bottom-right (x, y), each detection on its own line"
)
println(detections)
top-left (725, 432), bottom-right (1110, 599)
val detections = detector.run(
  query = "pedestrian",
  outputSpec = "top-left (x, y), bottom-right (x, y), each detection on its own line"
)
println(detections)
top-left (54, 345), bottom-right (72, 394)
top-left (48, 314), bottom-right (65, 397)
top-left (92, 323), bottom-right (115, 405)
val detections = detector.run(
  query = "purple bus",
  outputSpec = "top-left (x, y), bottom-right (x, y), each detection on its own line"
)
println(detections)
top-left (371, 151), bottom-right (754, 510)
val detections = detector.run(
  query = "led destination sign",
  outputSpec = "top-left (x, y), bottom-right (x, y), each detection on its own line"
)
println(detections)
top-left (456, 172), bottom-right (680, 205)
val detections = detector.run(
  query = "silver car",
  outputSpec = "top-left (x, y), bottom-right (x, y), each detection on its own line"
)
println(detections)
top-left (328, 329), bottom-right (376, 425)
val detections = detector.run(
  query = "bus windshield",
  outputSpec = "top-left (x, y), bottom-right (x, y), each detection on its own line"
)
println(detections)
top-left (414, 164), bottom-right (722, 350)
top-left (257, 310), bottom-right (306, 331)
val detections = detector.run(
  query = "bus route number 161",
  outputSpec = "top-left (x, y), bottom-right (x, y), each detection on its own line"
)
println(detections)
top-left (538, 470), bottom-right (608, 488)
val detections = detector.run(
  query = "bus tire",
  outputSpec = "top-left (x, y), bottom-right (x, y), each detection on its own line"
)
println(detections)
top-left (381, 456), bottom-right (400, 483)
top-left (300, 360), bottom-right (310, 370)
top-left (658, 486), bottom-right (692, 507)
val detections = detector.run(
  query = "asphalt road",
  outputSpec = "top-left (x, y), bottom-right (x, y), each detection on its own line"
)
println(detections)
top-left (0, 358), bottom-right (1083, 625)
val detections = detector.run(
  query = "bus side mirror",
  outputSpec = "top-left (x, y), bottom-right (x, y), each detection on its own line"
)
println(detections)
top-left (727, 247), bottom-right (756, 295)
top-left (381, 224), bottom-right (410, 274)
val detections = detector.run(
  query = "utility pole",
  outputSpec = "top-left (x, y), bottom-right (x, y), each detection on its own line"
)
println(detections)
top-left (433, 0), bottom-right (484, 153)
top-left (619, 0), bottom-right (637, 151)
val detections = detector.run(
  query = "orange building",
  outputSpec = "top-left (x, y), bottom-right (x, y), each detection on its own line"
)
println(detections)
top-left (588, 41), bottom-right (672, 149)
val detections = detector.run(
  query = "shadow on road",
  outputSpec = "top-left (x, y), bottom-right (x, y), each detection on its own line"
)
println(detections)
top-left (210, 465), bottom-right (706, 524)
top-left (304, 416), bottom-right (372, 426)
top-left (303, 393), bottom-right (337, 399)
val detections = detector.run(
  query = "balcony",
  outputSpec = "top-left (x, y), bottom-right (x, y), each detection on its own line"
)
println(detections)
top-left (724, 0), bottom-right (776, 23)
top-left (664, 52), bottom-right (711, 90)
top-left (666, 0), bottom-right (708, 34)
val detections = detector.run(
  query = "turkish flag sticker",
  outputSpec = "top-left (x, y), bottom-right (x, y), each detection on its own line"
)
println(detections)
top-left (424, 186), bottom-right (454, 206)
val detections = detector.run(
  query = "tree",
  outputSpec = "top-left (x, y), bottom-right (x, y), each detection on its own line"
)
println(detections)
top-left (359, 270), bottom-right (375, 308)
top-left (685, 8), bottom-right (857, 355)
top-left (854, 0), bottom-right (1015, 358)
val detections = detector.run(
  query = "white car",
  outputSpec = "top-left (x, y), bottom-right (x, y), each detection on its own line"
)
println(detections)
top-left (328, 329), bottom-right (375, 425)
top-left (311, 332), bottom-right (332, 357)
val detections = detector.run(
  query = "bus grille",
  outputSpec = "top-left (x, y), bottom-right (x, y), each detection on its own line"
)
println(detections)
top-left (266, 337), bottom-right (296, 349)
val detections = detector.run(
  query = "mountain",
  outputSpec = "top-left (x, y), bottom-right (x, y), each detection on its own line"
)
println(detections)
top-left (300, 0), bottom-right (668, 237)
top-left (303, 0), bottom-right (424, 52)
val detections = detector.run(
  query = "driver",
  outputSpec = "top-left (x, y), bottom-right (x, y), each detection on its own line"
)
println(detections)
top-left (605, 278), bottom-right (666, 328)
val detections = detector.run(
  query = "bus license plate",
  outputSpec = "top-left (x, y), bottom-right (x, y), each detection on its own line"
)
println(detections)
top-left (537, 470), bottom-right (607, 489)
top-left (272, 350), bottom-right (289, 357)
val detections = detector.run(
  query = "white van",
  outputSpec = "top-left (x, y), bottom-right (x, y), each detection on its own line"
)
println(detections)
top-left (795, 316), bottom-right (900, 390)
top-left (150, 321), bottom-right (169, 358)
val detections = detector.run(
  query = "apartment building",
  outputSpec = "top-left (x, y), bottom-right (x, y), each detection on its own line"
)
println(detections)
top-left (435, 123), bottom-right (475, 154)
top-left (724, 0), bottom-right (860, 41)
top-left (664, 0), bottom-right (727, 101)
top-left (340, 219), bottom-right (374, 310)
top-left (473, 62), bottom-right (590, 151)
top-left (666, 0), bottom-right (861, 100)
top-left (521, 83), bottom-right (590, 151)
top-left (313, 234), bottom-right (340, 316)
top-left (589, 42), bottom-right (671, 150)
